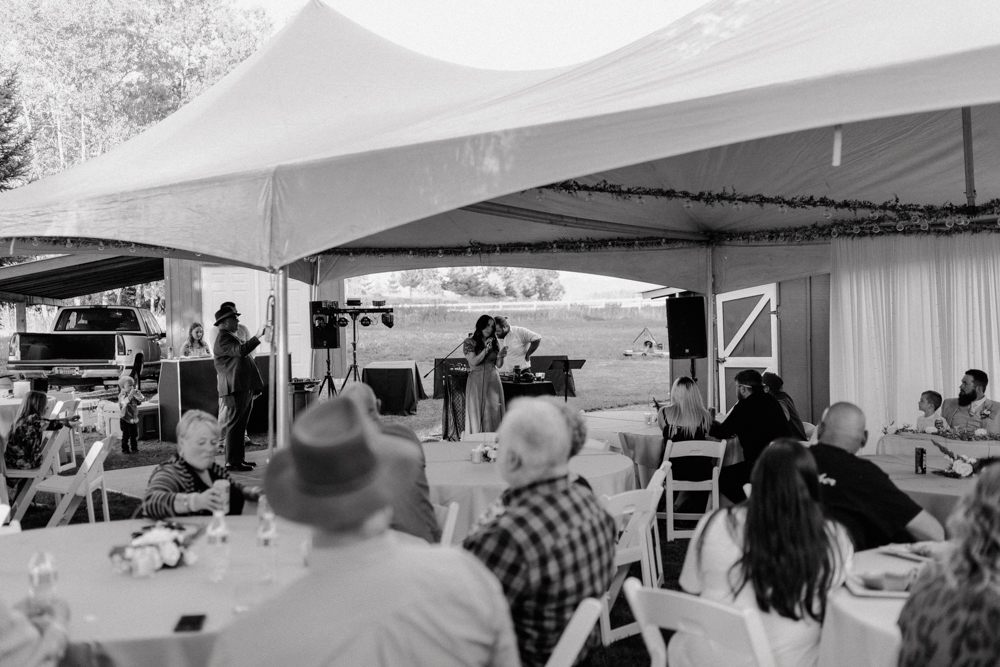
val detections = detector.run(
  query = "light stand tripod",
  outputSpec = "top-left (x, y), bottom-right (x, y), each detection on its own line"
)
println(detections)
top-left (339, 312), bottom-right (363, 391)
top-left (316, 348), bottom-right (337, 398)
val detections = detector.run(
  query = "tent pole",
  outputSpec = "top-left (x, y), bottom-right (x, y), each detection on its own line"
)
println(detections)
top-left (706, 245), bottom-right (717, 412)
top-left (961, 107), bottom-right (976, 207)
top-left (274, 268), bottom-right (290, 456)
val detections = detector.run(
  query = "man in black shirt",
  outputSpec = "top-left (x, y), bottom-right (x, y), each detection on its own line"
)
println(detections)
top-left (710, 369), bottom-right (790, 502)
top-left (762, 371), bottom-right (808, 441)
top-left (810, 402), bottom-right (944, 550)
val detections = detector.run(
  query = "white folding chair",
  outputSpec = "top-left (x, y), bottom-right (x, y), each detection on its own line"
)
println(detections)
top-left (544, 598), bottom-right (603, 667)
top-left (662, 439), bottom-right (727, 541)
top-left (433, 501), bottom-right (460, 546)
top-left (624, 577), bottom-right (777, 667)
top-left (49, 398), bottom-right (81, 473)
top-left (599, 482), bottom-right (664, 644)
top-left (7, 428), bottom-right (70, 522)
top-left (0, 503), bottom-right (21, 535)
top-left (36, 438), bottom-right (114, 527)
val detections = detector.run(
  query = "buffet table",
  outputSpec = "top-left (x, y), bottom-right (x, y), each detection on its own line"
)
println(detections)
top-left (866, 453), bottom-right (975, 527)
top-left (423, 441), bottom-right (634, 542)
top-left (0, 517), bottom-right (312, 667)
top-left (817, 549), bottom-right (916, 667)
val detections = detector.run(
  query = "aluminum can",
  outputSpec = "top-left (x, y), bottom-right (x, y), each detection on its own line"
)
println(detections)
top-left (915, 447), bottom-right (927, 474)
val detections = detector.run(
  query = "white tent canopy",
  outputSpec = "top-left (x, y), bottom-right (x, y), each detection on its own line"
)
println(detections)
top-left (1, 0), bottom-right (998, 291)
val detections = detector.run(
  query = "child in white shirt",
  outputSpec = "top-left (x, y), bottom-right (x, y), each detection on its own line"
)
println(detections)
top-left (916, 390), bottom-right (948, 431)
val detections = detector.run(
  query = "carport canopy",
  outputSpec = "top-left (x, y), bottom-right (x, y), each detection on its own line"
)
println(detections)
top-left (0, 255), bottom-right (164, 305)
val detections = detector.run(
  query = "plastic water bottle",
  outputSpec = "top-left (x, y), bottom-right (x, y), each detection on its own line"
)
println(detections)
top-left (205, 511), bottom-right (230, 583)
top-left (256, 495), bottom-right (278, 583)
top-left (28, 552), bottom-right (57, 604)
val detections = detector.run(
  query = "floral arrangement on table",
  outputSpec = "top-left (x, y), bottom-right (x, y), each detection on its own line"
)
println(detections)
top-left (883, 422), bottom-right (1000, 441)
top-left (109, 521), bottom-right (204, 577)
top-left (929, 440), bottom-right (999, 479)
top-left (471, 443), bottom-right (499, 463)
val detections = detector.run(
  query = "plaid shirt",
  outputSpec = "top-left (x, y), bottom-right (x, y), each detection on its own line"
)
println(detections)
top-left (464, 475), bottom-right (617, 667)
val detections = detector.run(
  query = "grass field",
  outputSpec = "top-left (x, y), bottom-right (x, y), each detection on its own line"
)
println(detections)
top-left (355, 308), bottom-right (673, 438)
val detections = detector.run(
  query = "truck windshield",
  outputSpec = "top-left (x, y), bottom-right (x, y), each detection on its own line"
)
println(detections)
top-left (54, 308), bottom-right (141, 332)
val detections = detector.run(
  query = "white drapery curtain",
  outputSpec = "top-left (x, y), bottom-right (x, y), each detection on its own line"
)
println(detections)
top-left (830, 234), bottom-right (1000, 452)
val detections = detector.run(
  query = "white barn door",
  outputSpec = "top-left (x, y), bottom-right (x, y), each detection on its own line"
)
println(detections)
top-left (716, 284), bottom-right (778, 413)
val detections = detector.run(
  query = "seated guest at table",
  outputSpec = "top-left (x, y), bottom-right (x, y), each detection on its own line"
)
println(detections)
top-left (897, 463), bottom-right (1000, 667)
top-left (209, 398), bottom-right (519, 667)
top-left (710, 370), bottom-right (790, 503)
top-left (810, 402), bottom-right (944, 550)
top-left (140, 410), bottom-right (261, 519)
top-left (463, 314), bottom-right (507, 433)
top-left (340, 382), bottom-right (440, 543)
top-left (915, 389), bottom-right (949, 431)
top-left (464, 399), bottom-right (617, 667)
top-left (3, 391), bottom-right (52, 473)
top-left (0, 593), bottom-right (70, 667)
top-left (941, 369), bottom-right (1000, 434)
top-left (180, 321), bottom-right (211, 358)
top-left (761, 372), bottom-right (808, 441)
top-left (672, 439), bottom-right (853, 667)
top-left (494, 315), bottom-right (541, 373)
top-left (658, 376), bottom-right (717, 509)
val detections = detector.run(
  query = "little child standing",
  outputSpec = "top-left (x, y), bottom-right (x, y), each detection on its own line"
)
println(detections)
top-left (916, 390), bottom-right (949, 431)
top-left (118, 376), bottom-right (145, 453)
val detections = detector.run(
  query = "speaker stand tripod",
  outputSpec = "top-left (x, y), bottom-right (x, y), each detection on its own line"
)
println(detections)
top-left (316, 348), bottom-right (337, 398)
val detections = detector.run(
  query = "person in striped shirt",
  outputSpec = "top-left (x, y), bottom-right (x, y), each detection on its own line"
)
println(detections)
top-left (141, 410), bottom-right (260, 519)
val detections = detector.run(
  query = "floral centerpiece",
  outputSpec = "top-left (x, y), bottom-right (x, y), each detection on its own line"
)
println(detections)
top-left (929, 440), bottom-right (997, 479)
top-left (472, 443), bottom-right (499, 463)
top-left (883, 422), bottom-right (1000, 442)
top-left (109, 521), bottom-right (204, 577)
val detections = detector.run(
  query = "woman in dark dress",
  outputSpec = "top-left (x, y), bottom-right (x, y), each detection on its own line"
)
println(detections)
top-left (463, 314), bottom-right (507, 433)
top-left (657, 376), bottom-right (718, 508)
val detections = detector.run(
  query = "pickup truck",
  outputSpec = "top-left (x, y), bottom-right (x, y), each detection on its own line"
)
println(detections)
top-left (7, 305), bottom-right (166, 385)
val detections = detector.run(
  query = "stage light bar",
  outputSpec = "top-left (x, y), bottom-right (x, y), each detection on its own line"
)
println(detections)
top-left (360, 316), bottom-right (373, 327)
top-left (381, 313), bottom-right (394, 328)
top-left (337, 316), bottom-right (350, 327)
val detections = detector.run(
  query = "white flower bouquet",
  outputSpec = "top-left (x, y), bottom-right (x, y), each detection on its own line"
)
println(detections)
top-left (110, 521), bottom-right (204, 577)
top-left (471, 443), bottom-right (499, 463)
top-left (930, 440), bottom-right (996, 479)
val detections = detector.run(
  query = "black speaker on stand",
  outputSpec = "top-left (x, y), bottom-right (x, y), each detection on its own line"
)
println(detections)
top-left (665, 294), bottom-right (708, 382)
top-left (310, 301), bottom-right (341, 397)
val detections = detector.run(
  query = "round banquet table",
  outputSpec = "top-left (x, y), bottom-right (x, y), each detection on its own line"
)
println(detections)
top-left (0, 517), bottom-right (312, 667)
top-left (865, 454), bottom-right (976, 527)
top-left (817, 549), bottom-right (920, 667)
top-left (423, 441), bottom-right (635, 542)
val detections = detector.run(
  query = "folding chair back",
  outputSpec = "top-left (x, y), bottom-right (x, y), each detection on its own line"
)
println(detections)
top-left (433, 501), bottom-right (460, 545)
top-left (51, 398), bottom-right (81, 473)
top-left (544, 598), bottom-right (603, 667)
top-left (624, 578), bottom-right (777, 667)
top-left (7, 428), bottom-right (69, 522)
top-left (36, 438), bottom-right (114, 527)
top-left (663, 439), bottom-right (727, 541)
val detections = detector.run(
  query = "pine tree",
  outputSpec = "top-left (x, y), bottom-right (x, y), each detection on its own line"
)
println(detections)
top-left (0, 66), bottom-right (33, 192)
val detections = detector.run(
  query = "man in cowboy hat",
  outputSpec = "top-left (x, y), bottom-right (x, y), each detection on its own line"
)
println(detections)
top-left (463, 398), bottom-right (616, 667)
top-left (340, 382), bottom-right (440, 543)
top-left (213, 304), bottom-right (268, 472)
top-left (209, 399), bottom-right (519, 667)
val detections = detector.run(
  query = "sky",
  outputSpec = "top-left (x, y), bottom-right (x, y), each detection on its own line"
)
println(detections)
top-left (233, 0), bottom-right (712, 297)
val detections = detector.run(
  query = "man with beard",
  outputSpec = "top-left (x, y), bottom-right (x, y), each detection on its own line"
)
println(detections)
top-left (710, 369), bottom-right (791, 503)
top-left (941, 369), bottom-right (1000, 434)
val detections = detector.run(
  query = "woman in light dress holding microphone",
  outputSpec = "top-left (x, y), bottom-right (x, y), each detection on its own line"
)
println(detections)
top-left (463, 315), bottom-right (507, 433)
top-left (141, 410), bottom-right (261, 519)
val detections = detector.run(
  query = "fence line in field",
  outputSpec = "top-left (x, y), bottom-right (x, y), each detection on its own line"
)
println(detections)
top-left (401, 298), bottom-right (661, 312)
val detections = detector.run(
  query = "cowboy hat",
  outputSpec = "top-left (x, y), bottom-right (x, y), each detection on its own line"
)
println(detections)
top-left (213, 305), bottom-right (240, 326)
top-left (265, 398), bottom-right (419, 532)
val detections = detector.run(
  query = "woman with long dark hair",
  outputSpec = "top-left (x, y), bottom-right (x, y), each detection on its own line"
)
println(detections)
top-left (463, 314), bottom-right (506, 433)
top-left (671, 439), bottom-right (852, 667)
top-left (897, 463), bottom-right (1000, 666)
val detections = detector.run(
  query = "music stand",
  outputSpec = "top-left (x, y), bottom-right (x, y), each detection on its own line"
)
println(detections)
top-left (537, 359), bottom-right (586, 402)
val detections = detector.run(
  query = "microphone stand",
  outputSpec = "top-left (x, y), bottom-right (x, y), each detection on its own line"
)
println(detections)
top-left (423, 339), bottom-right (466, 378)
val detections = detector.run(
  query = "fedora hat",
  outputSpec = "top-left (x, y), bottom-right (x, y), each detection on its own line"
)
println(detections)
top-left (213, 305), bottom-right (240, 326)
top-left (265, 398), bottom-right (419, 532)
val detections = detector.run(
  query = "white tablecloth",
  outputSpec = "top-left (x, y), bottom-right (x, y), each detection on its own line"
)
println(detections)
top-left (865, 454), bottom-right (976, 527)
top-left (584, 410), bottom-right (659, 451)
top-left (423, 441), bottom-right (635, 542)
top-left (818, 550), bottom-right (916, 667)
top-left (0, 517), bottom-right (311, 667)
top-left (0, 396), bottom-right (23, 437)
top-left (877, 432), bottom-right (996, 457)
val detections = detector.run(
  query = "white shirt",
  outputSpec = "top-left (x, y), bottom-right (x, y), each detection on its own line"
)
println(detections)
top-left (210, 531), bottom-right (519, 667)
top-left (499, 325), bottom-right (540, 372)
top-left (670, 508), bottom-right (853, 667)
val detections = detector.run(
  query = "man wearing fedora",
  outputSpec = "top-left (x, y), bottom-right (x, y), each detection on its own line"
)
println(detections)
top-left (213, 304), bottom-right (268, 472)
top-left (464, 399), bottom-right (616, 667)
top-left (209, 399), bottom-right (519, 667)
